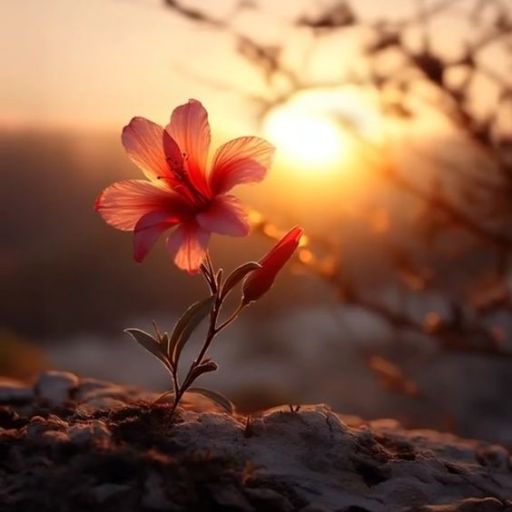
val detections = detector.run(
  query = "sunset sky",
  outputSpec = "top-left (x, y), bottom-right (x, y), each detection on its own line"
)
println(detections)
top-left (4, 0), bottom-right (508, 219)
top-left (2, 0), bottom-right (421, 132)
top-left (2, 0), bottom-right (508, 203)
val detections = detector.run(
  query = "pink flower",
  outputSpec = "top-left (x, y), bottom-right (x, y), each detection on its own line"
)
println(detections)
top-left (242, 226), bottom-right (303, 304)
top-left (96, 99), bottom-right (275, 273)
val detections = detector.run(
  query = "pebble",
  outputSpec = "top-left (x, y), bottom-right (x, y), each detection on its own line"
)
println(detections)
top-left (0, 378), bottom-right (35, 403)
top-left (73, 377), bottom-right (112, 401)
top-left (77, 396), bottom-right (127, 415)
top-left (35, 370), bottom-right (79, 405)
top-left (475, 443), bottom-right (510, 470)
top-left (24, 415), bottom-right (70, 445)
top-left (40, 430), bottom-right (70, 445)
top-left (68, 420), bottom-right (111, 445)
top-left (25, 415), bottom-right (68, 440)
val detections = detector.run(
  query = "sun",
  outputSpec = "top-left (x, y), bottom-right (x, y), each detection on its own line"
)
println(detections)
top-left (262, 87), bottom-right (383, 177)
top-left (263, 108), bottom-right (349, 172)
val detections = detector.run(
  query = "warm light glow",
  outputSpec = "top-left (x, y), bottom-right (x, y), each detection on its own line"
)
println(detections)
top-left (263, 110), bottom-right (348, 172)
top-left (262, 88), bottom-right (383, 178)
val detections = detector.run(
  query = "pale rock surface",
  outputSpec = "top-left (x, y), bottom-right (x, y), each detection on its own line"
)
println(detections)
top-left (35, 370), bottom-right (79, 405)
top-left (0, 378), bottom-right (34, 403)
top-left (0, 372), bottom-right (511, 512)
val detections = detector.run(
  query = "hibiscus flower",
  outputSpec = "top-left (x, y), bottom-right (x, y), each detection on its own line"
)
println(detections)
top-left (95, 99), bottom-right (275, 273)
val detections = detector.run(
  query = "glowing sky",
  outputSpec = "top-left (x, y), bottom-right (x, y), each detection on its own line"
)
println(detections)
top-left (1, 0), bottom-right (418, 131)
top-left (2, 0), bottom-right (508, 238)
top-left (2, 0), bottom-right (227, 129)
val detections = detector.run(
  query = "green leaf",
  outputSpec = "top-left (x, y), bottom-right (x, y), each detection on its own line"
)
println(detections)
top-left (188, 387), bottom-right (234, 414)
top-left (186, 360), bottom-right (218, 384)
top-left (221, 261), bottom-right (262, 300)
top-left (125, 328), bottom-right (172, 373)
top-left (170, 296), bottom-right (215, 366)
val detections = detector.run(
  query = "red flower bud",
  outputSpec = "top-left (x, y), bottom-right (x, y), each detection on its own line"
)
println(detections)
top-left (242, 226), bottom-right (303, 304)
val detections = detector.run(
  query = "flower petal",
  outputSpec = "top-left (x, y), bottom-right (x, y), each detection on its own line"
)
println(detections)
top-left (166, 99), bottom-right (211, 196)
top-left (196, 195), bottom-right (249, 237)
top-left (209, 137), bottom-right (275, 194)
top-left (95, 179), bottom-right (190, 231)
top-left (122, 117), bottom-right (179, 183)
top-left (133, 211), bottom-right (178, 262)
top-left (166, 223), bottom-right (210, 273)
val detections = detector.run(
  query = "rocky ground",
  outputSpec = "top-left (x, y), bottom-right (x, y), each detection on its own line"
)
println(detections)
top-left (0, 371), bottom-right (511, 512)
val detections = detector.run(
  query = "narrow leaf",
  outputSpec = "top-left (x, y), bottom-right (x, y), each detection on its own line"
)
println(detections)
top-left (125, 328), bottom-right (172, 373)
top-left (216, 268), bottom-right (224, 288)
top-left (187, 361), bottom-right (218, 384)
top-left (188, 387), bottom-right (234, 414)
top-left (170, 296), bottom-right (215, 366)
top-left (160, 331), bottom-right (170, 351)
top-left (221, 261), bottom-right (261, 300)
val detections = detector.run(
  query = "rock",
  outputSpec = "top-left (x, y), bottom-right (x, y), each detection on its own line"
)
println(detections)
top-left (369, 418), bottom-right (402, 430)
top-left (35, 370), bottom-right (79, 405)
top-left (0, 378), bottom-right (34, 404)
top-left (141, 471), bottom-right (171, 510)
top-left (475, 444), bottom-right (510, 470)
top-left (77, 383), bottom-right (132, 402)
top-left (411, 497), bottom-right (508, 511)
top-left (39, 430), bottom-right (70, 445)
top-left (68, 420), bottom-right (110, 445)
top-left (1, 376), bottom-right (511, 512)
top-left (92, 483), bottom-right (132, 504)
top-left (207, 483), bottom-right (253, 511)
top-left (245, 487), bottom-right (294, 511)
top-left (76, 396), bottom-right (128, 415)
top-left (73, 377), bottom-right (113, 401)
top-left (0, 406), bottom-right (24, 429)
top-left (25, 415), bottom-right (67, 438)
top-left (25, 415), bottom-right (69, 445)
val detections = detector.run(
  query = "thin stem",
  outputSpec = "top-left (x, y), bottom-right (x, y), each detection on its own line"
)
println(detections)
top-left (200, 263), bottom-right (216, 294)
top-left (170, 386), bottom-right (186, 415)
top-left (172, 268), bottom-right (222, 413)
top-left (215, 304), bottom-right (245, 334)
top-left (171, 366), bottom-right (180, 396)
top-left (205, 253), bottom-right (216, 288)
top-left (193, 293), bottom-right (221, 367)
top-left (170, 257), bottom-right (248, 415)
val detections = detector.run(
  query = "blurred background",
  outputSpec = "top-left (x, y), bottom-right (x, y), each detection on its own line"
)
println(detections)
top-left (2, 0), bottom-right (512, 443)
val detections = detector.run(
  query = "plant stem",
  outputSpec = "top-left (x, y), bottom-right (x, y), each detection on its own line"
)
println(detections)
top-left (205, 253), bottom-right (217, 292)
top-left (214, 304), bottom-right (245, 334)
top-left (170, 258), bottom-right (221, 414)
top-left (171, 367), bottom-right (180, 396)
top-left (192, 290), bottom-right (221, 368)
top-left (170, 386), bottom-right (185, 415)
top-left (170, 256), bottom-right (247, 415)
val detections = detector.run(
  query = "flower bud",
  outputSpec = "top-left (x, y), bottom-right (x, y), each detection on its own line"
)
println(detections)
top-left (242, 226), bottom-right (303, 304)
